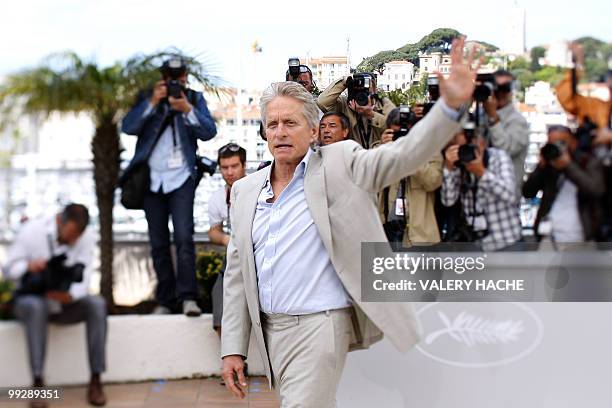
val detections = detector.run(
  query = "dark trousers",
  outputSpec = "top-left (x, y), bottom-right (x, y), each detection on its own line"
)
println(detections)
top-left (143, 177), bottom-right (198, 308)
top-left (13, 295), bottom-right (107, 379)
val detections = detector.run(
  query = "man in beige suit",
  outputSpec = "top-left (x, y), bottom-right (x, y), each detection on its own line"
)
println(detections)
top-left (221, 38), bottom-right (478, 407)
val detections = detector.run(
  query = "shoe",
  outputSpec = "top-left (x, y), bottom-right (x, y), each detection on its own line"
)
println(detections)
top-left (87, 374), bottom-right (106, 406)
top-left (30, 377), bottom-right (48, 408)
top-left (152, 305), bottom-right (172, 315)
top-left (182, 300), bottom-right (201, 317)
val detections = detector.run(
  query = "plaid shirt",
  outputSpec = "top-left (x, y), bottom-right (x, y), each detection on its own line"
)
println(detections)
top-left (441, 147), bottom-right (522, 251)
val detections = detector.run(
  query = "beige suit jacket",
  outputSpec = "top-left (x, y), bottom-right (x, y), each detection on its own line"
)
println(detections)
top-left (221, 102), bottom-right (461, 383)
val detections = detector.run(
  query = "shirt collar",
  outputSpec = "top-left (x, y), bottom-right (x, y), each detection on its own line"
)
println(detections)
top-left (264, 147), bottom-right (313, 186)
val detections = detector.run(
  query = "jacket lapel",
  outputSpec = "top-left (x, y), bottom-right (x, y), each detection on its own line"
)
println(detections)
top-left (237, 167), bottom-right (270, 307)
top-left (304, 150), bottom-right (334, 255)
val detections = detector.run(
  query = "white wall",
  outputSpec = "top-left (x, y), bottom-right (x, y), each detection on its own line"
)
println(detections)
top-left (0, 315), bottom-right (266, 387)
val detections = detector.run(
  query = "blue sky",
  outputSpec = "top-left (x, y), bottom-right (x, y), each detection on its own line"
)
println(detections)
top-left (2, 0), bottom-right (610, 88)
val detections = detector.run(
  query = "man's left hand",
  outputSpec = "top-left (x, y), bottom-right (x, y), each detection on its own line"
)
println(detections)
top-left (169, 93), bottom-right (193, 113)
top-left (46, 291), bottom-right (72, 305)
top-left (349, 98), bottom-right (375, 119)
top-left (465, 149), bottom-right (486, 178)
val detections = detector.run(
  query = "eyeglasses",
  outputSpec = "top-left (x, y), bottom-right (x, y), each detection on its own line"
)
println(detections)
top-left (219, 143), bottom-right (242, 155)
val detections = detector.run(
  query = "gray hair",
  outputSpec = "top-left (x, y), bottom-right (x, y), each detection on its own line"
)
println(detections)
top-left (260, 82), bottom-right (320, 130)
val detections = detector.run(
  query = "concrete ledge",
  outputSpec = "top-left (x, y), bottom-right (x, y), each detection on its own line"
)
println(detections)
top-left (0, 314), bottom-right (265, 387)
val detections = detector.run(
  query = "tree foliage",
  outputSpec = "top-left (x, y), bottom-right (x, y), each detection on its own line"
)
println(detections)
top-left (357, 28), bottom-right (467, 72)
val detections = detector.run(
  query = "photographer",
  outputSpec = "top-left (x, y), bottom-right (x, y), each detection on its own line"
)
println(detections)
top-left (2, 204), bottom-right (107, 407)
top-left (441, 129), bottom-right (522, 251)
top-left (483, 70), bottom-right (530, 198)
top-left (319, 111), bottom-right (350, 145)
top-left (121, 57), bottom-right (217, 317)
top-left (208, 143), bottom-right (247, 334)
top-left (556, 43), bottom-right (612, 240)
top-left (286, 59), bottom-right (317, 95)
top-left (522, 125), bottom-right (605, 243)
top-left (317, 73), bottom-right (396, 148)
top-left (378, 107), bottom-right (442, 248)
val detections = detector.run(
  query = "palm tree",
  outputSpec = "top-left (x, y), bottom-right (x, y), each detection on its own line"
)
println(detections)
top-left (0, 50), bottom-right (222, 307)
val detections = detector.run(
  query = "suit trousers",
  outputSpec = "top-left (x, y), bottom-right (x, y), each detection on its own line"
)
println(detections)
top-left (13, 295), bottom-right (107, 379)
top-left (262, 307), bottom-right (352, 408)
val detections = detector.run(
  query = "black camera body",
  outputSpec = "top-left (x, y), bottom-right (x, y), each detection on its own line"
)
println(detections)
top-left (458, 144), bottom-right (478, 163)
top-left (18, 254), bottom-right (85, 295)
top-left (541, 141), bottom-right (566, 162)
top-left (427, 76), bottom-right (440, 101)
top-left (473, 73), bottom-right (496, 102)
top-left (196, 156), bottom-right (217, 177)
top-left (161, 57), bottom-right (188, 100)
top-left (393, 105), bottom-right (415, 140)
top-left (287, 57), bottom-right (301, 80)
top-left (347, 73), bottom-right (373, 106)
top-left (166, 79), bottom-right (186, 99)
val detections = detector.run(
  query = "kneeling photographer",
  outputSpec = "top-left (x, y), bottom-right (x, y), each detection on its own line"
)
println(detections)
top-left (317, 72), bottom-right (395, 148)
top-left (441, 125), bottom-right (522, 251)
top-left (120, 56), bottom-right (217, 317)
top-left (2, 204), bottom-right (107, 407)
top-left (522, 125), bottom-right (605, 243)
top-left (378, 106), bottom-right (442, 249)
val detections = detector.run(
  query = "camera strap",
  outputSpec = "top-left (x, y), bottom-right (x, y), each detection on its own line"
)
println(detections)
top-left (356, 117), bottom-right (372, 149)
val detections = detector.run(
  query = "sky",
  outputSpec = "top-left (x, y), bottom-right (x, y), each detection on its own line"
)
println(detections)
top-left (1, 0), bottom-right (610, 89)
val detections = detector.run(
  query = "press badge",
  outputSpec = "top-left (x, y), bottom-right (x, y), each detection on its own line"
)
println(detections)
top-left (395, 198), bottom-right (405, 216)
top-left (473, 215), bottom-right (487, 232)
top-left (168, 147), bottom-right (184, 169)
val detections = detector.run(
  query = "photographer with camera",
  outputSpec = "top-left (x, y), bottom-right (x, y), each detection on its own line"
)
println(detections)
top-left (556, 43), bottom-right (612, 240)
top-left (522, 125), bottom-right (605, 243)
top-left (286, 58), bottom-right (318, 95)
top-left (441, 126), bottom-right (522, 251)
top-left (2, 204), bottom-right (107, 407)
top-left (121, 57), bottom-right (217, 317)
top-left (378, 106), bottom-right (442, 248)
top-left (317, 72), bottom-right (396, 148)
top-left (208, 143), bottom-right (247, 335)
top-left (482, 70), bottom-right (529, 198)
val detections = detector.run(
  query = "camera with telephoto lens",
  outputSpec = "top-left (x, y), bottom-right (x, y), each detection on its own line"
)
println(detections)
top-left (541, 141), bottom-right (566, 162)
top-left (18, 254), bottom-right (85, 295)
top-left (346, 73), bottom-right (373, 106)
top-left (393, 105), bottom-right (414, 140)
top-left (161, 57), bottom-right (188, 99)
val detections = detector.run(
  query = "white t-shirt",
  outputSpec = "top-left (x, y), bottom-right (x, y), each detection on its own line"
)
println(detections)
top-left (208, 185), bottom-right (230, 233)
top-left (549, 178), bottom-right (584, 242)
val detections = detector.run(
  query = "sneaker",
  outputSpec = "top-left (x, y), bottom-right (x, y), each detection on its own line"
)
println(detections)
top-left (183, 300), bottom-right (201, 317)
top-left (152, 305), bottom-right (172, 315)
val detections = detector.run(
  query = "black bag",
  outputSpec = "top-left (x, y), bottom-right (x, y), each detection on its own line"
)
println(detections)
top-left (120, 162), bottom-right (150, 210)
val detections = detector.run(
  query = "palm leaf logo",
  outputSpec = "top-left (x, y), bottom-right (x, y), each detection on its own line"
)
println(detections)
top-left (425, 311), bottom-right (525, 347)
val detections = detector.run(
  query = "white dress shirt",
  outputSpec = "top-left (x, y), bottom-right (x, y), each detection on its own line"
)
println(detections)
top-left (2, 217), bottom-right (95, 300)
top-left (143, 104), bottom-right (200, 194)
top-left (252, 149), bottom-right (351, 315)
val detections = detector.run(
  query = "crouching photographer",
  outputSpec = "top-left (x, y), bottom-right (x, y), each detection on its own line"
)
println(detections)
top-left (2, 204), bottom-right (107, 407)
top-left (317, 72), bottom-right (395, 148)
top-left (378, 106), bottom-right (442, 249)
top-left (522, 125), bottom-right (605, 243)
top-left (441, 125), bottom-right (522, 251)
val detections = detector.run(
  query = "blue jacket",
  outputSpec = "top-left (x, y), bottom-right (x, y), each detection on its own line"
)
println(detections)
top-left (120, 89), bottom-right (217, 184)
